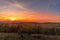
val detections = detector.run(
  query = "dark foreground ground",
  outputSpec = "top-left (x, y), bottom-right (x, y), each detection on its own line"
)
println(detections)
top-left (0, 33), bottom-right (60, 40)
top-left (0, 22), bottom-right (60, 40)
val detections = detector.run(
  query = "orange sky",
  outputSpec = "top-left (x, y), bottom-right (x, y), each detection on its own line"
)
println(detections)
top-left (0, 0), bottom-right (60, 22)
top-left (0, 10), bottom-right (60, 22)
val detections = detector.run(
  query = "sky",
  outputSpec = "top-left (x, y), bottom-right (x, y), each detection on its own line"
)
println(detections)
top-left (0, 0), bottom-right (60, 22)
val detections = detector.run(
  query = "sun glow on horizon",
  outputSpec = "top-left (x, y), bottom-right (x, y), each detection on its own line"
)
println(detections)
top-left (9, 18), bottom-right (16, 21)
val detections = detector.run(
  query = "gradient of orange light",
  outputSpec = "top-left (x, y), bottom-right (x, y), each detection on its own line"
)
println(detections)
top-left (0, 10), bottom-right (60, 22)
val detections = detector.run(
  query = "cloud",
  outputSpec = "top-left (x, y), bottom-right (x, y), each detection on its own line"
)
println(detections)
top-left (0, 0), bottom-right (27, 12)
top-left (8, 0), bottom-right (27, 10)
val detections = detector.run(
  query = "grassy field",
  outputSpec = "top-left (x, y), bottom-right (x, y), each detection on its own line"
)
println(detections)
top-left (0, 23), bottom-right (60, 40)
top-left (0, 33), bottom-right (19, 40)
top-left (0, 33), bottom-right (60, 40)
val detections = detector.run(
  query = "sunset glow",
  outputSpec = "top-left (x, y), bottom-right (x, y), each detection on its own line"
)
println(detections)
top-left (9, 18), bottom-right (16, 21)
top-left (0, 0), bottom-right (60, 22)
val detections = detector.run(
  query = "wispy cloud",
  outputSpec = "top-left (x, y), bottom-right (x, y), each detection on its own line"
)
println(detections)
top-left (8, 0), bottom-right (27, 10)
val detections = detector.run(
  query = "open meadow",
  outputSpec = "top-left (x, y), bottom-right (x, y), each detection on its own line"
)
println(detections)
top-left (0, 22), bottom-right (60, 40)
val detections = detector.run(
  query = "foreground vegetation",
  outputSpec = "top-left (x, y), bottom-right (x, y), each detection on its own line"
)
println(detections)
top-left (0, 22), bottom-right (60, 40)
